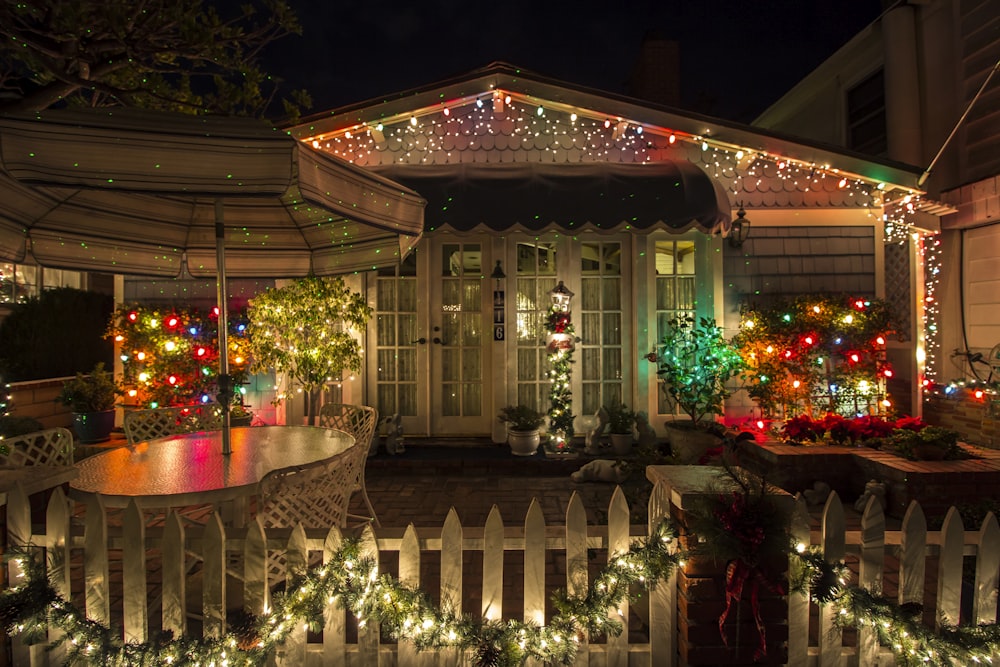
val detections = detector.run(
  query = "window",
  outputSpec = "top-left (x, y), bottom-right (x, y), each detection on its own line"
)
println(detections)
top-left (579, 241), bottom-right (623, 414)
top-left (374, 252), bottom-right (419, 417)
top-left (655, 240), bottom-right (696, 414)
top-left (515, 242), bottom-right (558, 411)
top-left (1, 262), bottom-right (84, 304)
top-left (847, 69), bottom-right (887, 156)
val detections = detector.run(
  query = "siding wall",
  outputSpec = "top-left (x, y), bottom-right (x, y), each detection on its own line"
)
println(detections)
top-left (723, 225), bottom-right (877, 316)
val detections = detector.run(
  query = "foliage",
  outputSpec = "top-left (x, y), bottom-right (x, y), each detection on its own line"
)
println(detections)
top-left (0, 0), bottom-right (310, 120)
top-left (604, 403), bottom-right (635, 435)
top-left (0, 287), bottom-right (113, 382)
top-left (109, 303), bottom-right (249, 408)
top-left (497, 405), bottom-right (546, 432)
top-left (885, 425), bottom-right (965, 461)
top-left (245, 277), bottom-right (372, 407)
top-left (0, 523), bottom-right (682, 667)
top-left (780, 414), bottom-right (967, 461)
top-left (655, 315), bottom-right (744, 424)
top-left (732, 295), bottom-right (897, 418)
top-left (56, 362), bottom-right (121, 412)
top-left (0, 415), bottom-right (43, 438)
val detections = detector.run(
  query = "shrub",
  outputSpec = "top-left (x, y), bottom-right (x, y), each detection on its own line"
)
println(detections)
top-left (0, 287), bottom-right (113, 381)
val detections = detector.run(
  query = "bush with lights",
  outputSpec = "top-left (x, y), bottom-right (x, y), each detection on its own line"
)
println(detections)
top-left (732, 295), bottom-right (897, 419)
top-left (109, 304), bottom-right (249, 408)
top-left (244, 277), bottom-right (372, 424)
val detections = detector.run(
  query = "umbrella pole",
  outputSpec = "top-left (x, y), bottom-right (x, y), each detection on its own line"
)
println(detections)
top-left (214, 199), bottom-right (233, 455)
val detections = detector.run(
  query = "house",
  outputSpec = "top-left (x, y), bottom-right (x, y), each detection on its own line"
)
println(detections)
top-left (754, 0), bottom-right (1000, 443)
top-left (287, 61), bottom-right (936, 440)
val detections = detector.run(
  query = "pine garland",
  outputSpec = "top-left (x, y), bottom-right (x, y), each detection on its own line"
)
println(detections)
top-left (791, 546), bottom-right (1000, 665)
top-left (0, 520), bottom-right (681, 667)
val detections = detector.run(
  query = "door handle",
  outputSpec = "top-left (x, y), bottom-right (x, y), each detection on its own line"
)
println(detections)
top-left (410, 337), bottom-right (427, 344)
top-left (432, 336), bottom-right (447, 345)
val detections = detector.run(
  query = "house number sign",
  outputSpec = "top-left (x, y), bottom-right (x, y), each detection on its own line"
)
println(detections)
top-left (493, 290), bottom-right (505, 341)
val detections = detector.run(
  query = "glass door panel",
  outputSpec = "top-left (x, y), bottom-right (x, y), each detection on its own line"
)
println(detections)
top-left (431, 240), bottom-right (490, 433)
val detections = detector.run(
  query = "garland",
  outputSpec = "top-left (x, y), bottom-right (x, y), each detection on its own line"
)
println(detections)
top-left (0, 521), bottom-right (681, 667)
top-left (791, 546), bottom-right (1000, 665)
top-left (544, 306), bottom-right (576, 448)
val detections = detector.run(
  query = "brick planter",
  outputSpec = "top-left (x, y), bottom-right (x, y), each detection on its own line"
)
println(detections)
top-left (737, 439), bottom-right (1000, 520)
top-left (649, 466), bottom-right (790, 666)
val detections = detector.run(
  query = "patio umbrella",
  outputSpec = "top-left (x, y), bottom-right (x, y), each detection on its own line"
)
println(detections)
top-left (0, 108), bottom-right (426, 454)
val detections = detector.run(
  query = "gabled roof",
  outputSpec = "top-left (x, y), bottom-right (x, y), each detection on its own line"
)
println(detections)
top-left (289, 61), bottom-right (923, 193)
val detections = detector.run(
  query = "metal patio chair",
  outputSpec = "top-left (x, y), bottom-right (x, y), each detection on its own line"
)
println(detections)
top-left (317, 403), bottom-right (380, 527)
top-left (123, 403), bottom-right (224, 445)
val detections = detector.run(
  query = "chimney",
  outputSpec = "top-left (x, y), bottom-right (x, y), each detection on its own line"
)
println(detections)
top-left (628, 29), bottom-right (680, 107)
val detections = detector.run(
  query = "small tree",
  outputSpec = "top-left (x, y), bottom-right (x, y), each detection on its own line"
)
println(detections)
top-left (656, 316), bottom-right (745, 425)
top-left (245, 277), bottom-right (372, 424)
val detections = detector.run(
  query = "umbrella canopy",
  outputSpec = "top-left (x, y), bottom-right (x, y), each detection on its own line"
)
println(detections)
top-left (0, 109), bottom-right (425, 276)
top-left (0, 108), bottom-right (426, 454)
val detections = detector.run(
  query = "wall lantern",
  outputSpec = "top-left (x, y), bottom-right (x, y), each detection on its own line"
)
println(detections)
top-left (548, 280), bottom-right (574, 312)
top-left (490, 259), bottom-right (506, 290)
top-left (729, 205), bottom-right (751, 248)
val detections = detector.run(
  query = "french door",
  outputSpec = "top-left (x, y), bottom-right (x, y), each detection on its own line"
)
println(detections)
top-left (368, 235), bottom-right (494, 436)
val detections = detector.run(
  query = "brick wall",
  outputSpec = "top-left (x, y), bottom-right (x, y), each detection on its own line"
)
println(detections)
top-left (7, 377), bottom-right (74, 430)
top-left (923, 390), bottom-right (999, 448)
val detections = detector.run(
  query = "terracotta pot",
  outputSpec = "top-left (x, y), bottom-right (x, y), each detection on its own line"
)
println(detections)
top-left (507, 429), bottom-right (541, 456)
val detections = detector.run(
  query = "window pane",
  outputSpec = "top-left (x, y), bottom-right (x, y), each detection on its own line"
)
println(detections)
top-left (377, 314), bottom-right (396, 346)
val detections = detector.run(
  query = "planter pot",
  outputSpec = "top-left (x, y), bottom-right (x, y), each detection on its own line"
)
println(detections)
top-left (71, 410), bottom-right (116, 444)
top-left (666, 423), bottom-right (723, 464)
top-left (507, 429), bottom-right (541, 456)
top-left (610, 433), bottom-right (634, 455)
top-left (911, 444), bottom-right (948, 461)
top-left (230, 415), bottom-right (253, 427)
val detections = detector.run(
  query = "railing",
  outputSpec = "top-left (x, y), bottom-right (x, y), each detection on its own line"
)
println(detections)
top-left (4, 480), bottom-right (1000, 666)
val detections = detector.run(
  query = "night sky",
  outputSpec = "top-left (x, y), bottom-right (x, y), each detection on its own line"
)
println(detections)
top-left (267, 0), bottom-right (886, 124)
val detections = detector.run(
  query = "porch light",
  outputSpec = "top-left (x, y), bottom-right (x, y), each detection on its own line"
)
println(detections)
top-left (490, 259), bottom-right (506, 289)
top-left (729, 205), bottom-right (751, 248)
top-left (548, 281), bottom-right (574, 312)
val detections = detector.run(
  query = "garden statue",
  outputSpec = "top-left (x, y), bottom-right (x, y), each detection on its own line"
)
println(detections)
top-left (383, 413), bottom-right (405, 455)
top-left (855, 479), bottom-right (886, 512)
top-left (571, 458), bottom-right (627, 483)
top-left (803, 481), bottom-right (832, 507)
top-left (585, 406), bottom-right (609, 454)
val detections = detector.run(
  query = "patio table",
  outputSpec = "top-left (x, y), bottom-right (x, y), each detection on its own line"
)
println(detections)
top-left (69, 425), bottom-right (354, 525)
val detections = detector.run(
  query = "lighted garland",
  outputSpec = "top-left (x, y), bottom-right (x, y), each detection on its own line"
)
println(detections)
top-left (544, 306), bottom-right (576, 449)
top-left (791, 546), bottom-right (1000, 665)
top-left (0, 521), bottom-right (680, 667)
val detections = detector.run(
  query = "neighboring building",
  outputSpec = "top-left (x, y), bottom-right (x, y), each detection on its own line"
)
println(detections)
top-left (289, 61), bottom-right (935, 440)
top-left (755, 0), bottom-right (1000, 436)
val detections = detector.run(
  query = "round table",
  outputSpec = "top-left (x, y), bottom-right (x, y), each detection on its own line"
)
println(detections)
top-left (70, 426), bottom-right (354, 511)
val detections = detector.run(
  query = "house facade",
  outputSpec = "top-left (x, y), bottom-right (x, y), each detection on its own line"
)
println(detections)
top-left (754, 0), bottom-right (1000, 442)
top-left (289, 62), bottom-right (932, 441)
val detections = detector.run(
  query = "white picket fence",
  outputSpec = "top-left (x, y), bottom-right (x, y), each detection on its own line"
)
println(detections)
top-left (4, 481), bottom-right (1000, 666)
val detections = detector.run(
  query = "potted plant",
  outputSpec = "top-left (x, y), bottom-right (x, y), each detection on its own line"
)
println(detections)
top-left (606, 403), bottom-right (636, 455)
top-left (655, 316), bottom-right (744, 463)
top-left (230, 396), bottom-right (254, 427)
top-left (497, 405), bottom-right (546, 456)
top-left (57, 362), bottom-right (121, 444)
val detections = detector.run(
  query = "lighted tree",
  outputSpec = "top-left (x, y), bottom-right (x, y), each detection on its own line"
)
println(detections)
top-left (656, 316), bottom-right (745, 425)
top-left (545, 307), bottom-right (576, 449)
top-left (244, 277), bottom-right (372, 424)
top-left (732, 295), bottom-right (896, 418)
top-left (110, 304), bottom-right (249, 408)
top-left (0, 0), bottom-right (309, 118)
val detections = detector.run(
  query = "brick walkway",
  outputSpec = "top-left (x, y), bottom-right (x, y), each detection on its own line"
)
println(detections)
top-left (348, 440), bottom-right (626, 529)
